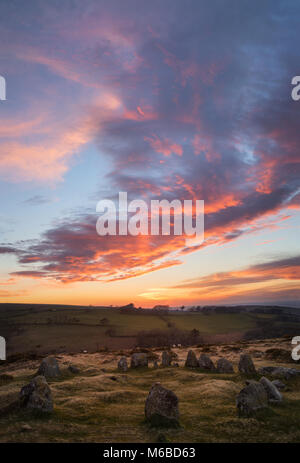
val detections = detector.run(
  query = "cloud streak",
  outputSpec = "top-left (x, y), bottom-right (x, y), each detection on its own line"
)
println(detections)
top-left (169, 255), bottom-right (300, 304)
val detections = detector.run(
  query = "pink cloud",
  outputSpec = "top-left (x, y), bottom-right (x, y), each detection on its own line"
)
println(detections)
top-left (145, 134), bottom-right (183, 157)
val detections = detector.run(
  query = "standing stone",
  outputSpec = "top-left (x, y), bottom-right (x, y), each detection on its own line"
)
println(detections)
top-left (217, 358), bottom-right (234, 373)
top-left (118, 357), bottom-right (128, 372)
top-left (198, 353), bottom-right (216, 371)
top-left (37, 357), bottom-right (61, 378)
top-left (161, 351), bottom-right (172, 367)
top-left (131, 353), bottom-right (148, 368)
top-left (145, 382), bottom-right (179, 427)
top-left (236, 381), bottom-right (268, 417)
top-left (260, 377), bottom-right (282, 403)
top-left (185, 350), bottom-right (198, 368)
top-left (238, 354), bottom-right (256, 375)
top-left (20, 376), bottom-right (53, 413)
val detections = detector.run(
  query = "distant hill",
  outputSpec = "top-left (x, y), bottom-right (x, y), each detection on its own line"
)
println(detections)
top-left (1, 303), bottom-right (300, 357)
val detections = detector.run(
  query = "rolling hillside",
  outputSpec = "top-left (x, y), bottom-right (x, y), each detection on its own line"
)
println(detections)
top-left (1, 304), bottom-right (300, 356)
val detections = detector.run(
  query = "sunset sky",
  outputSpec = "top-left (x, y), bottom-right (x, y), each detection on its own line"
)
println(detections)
top-left (0, 0), bottom-right (299, 307)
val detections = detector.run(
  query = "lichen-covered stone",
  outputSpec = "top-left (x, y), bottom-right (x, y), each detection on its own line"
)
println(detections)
top-left (217, 358), bottom-right (234, 373)
top-left (20, 375), bottom-right (53, 413)
top-left (131, 353), bottom-right (148, 368)
top-left (198, 353), bottom-right (216, 371)
top-left (161, 351), bottom-right (172, 367)
top-left (238, 354), bottom-right (256, 375)
top-left (185, 350), bottom-right (198, 368)
top-left (236, 381), bottom-right (268, 417)
top-left (118, 357), bottom-right (128, 372)
top-left (145, 382), bottom-right (179, 427)
top-left (37, 357), bottom-right (61, 378)
top-left (260, 376), bottom-right (282, 403)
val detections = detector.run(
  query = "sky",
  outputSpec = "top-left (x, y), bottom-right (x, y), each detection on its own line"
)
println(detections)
top-left (0, 0), bottom-right (299, 307)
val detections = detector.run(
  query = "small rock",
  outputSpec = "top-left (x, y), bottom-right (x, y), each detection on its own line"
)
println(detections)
top-left (37, 357), bottom-right (61, 378)
top-left (68, 365), bottom-right (80, 374)
top-left (20, 376), bottom-right (53, 413)
top-left (131, 353), bottom-right (148, 368)
top-left (236, 381), bottom-right (268, 417)
top-left (161, 351), bottom-right (172, 367)
top-left (118, 357), bottom-right (128, 372)
top-left (272, 379), bottom-right (286, 390)
top-left (86, 368), bottom-right (98, 374)
top-left (258, 366), bottom-right (300, 379)
top-left (198, 353), bottom-right (216, 371)
top-left (258, 366), bottom-right (276, 375)
top-left (238, 354), bottom-right (256, 375)
top-left (271, 367), bottom-right (300, 379)
top-left (185, 350), bottom-right (198, 368)
top-left (260, 376), bottom-right (282, 403)
top-left (145, 382), bottom-right (179, 427)
top-left (217, 358), bottom-right (234, 373)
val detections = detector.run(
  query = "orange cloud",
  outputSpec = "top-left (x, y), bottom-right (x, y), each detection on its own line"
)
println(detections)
top-left (167, 255), bottom-right (300, 304)
top-left (193, 134), bottom-right (220, 161)
top-left (145, 134), bottom-right (183, 157)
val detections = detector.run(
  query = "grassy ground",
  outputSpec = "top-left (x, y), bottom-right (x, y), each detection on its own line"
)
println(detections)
top-left (0, 337), bottom-right (300, 443)
top-left (0, 304), bottom-right (285, 354)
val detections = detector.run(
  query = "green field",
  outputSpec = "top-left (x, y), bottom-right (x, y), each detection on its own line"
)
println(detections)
top-left (1, 304), bottom-right (299, 355)
top-left (164, 312), bottom-right (258, 333)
